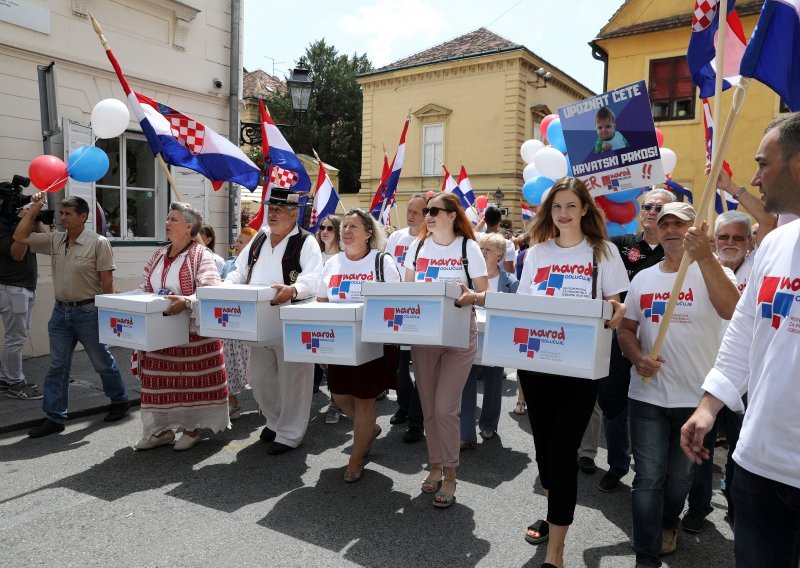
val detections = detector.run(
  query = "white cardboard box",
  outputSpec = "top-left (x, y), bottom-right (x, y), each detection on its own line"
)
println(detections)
top-left (473, 309), bottom-right (486, 365)
top-left (281, 302), bottom-right (383, 366)
top-left (95, 293), bottom-right (189, 351)
top-left (360, 281), bottom-right (471, 348)
top-left (197, 284), bottom-right (281, 342)
top-left (481, 292), bottom-right (613, 379)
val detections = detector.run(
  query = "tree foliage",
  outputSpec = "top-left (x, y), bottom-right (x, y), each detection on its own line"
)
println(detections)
top-left (265, 40), bottom-right (373, 194)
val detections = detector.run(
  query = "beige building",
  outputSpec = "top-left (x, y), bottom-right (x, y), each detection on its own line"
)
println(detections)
top-left (356, 28), bottom-right (595, 228)
top-left (1, 0), bottom-right (245, 356)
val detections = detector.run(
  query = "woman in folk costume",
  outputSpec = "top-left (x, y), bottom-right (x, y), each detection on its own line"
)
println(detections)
top-left (134, 202), bottom-right (229, 451)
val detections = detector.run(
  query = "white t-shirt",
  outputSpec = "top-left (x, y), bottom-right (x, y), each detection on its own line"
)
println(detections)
top-left (734, 252), bottom-right (755, 293)
top-left (318, 249), bottom-right (401, 302)
top-left (518, 239), bottom-right (629, 299)
top-left (703, 220), bottom-right (800, 489)
top-left (625, 261), bottom-right (737, 407)
top-left (487, 275), bottom-right (500, 293)
top-left (385, 227), bottom-right (418, 267)
top-left (403, 235), bottom-right (488, 288)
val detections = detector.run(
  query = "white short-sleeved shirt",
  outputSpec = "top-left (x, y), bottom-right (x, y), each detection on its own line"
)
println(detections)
top-left (403, 236), bottom-right (488, 288)
top-left (518, 239), bottom-right (629, 299)
top-left (625, 261), bottom-right (737, 407)
top-left (385, 227), bottom-right (417, 267)
top-left (318, 250), bottom-right (401, 302)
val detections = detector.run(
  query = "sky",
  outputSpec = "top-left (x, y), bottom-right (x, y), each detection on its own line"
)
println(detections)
top-left (243, 0), bottom-right (624, 94)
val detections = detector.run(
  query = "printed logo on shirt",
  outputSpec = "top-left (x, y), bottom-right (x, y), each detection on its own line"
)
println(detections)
top-left (533, 263), bottom-right (593, 296)
top-left (513, 326), bottom-right (566, 358)
top-left (383, 305), bottom-right (421, 331)
top-left (640, 289), bottom-right (694, 323)
top-left (627, 248), bottom-right (642, 263)
top-left (214, 305), bottom-right (241, 328)
top-left (415, 257), bottom-right (463, 282)
top-left (328, 273), bottom-right (374, 300)
top-left (393, 244), bottom-right (409, 265)
top-left (757, 275), bottom-right (800, 329)
top-left (110, 316), bottom-right (133, 337)
top-left (301, 329), bottom-right (336, 353)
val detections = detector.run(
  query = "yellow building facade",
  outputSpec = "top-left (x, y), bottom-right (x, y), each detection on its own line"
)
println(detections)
top-left (592, 0), bottom-right (789, 205)
top-left (356, 29), bottom-right (594, 229)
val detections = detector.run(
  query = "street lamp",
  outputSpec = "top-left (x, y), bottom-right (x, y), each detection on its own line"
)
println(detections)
top-left (494, 188), bottom-right (504, 208)
top-left (286, 66), bottom-right (314, 120)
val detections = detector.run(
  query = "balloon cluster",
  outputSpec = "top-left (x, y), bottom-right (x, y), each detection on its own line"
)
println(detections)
top-left (27, 99), bottom-right (129, 192)
top-left (521, 117), bottom-right (678, 237)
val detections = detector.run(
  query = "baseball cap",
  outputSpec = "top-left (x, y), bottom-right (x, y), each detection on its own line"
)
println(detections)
top-left (657, 202), bottom-right (696, 224)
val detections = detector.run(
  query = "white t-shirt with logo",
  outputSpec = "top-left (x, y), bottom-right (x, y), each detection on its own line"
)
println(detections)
top-left (403, 236), bottom-right (487, 288)
top-left (625, 261), bottom-right (737, 407)
top-left (318, 249), bottom-right (401, 302)
top-left (385, 227), bottom-right (417, 267)
top-left (518, 239), bottom-right (629, 299)
top-left (735, 252), bottom-right (755, 292)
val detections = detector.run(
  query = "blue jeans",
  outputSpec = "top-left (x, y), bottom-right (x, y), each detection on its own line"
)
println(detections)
top-left (687, 419), bottom-right (718, 516)
top-left (42, 302), bottom-right (128, 424)
top-left (460, 365), bottom-right (503, 441)
top-left (733, 464), bottom-right (800, 567)
top-left (0, 284), bottom-right (36, 385)
top-left (604, 404), bottom-right (631, 477)
top-left (629, 399), bottom-right (695, 567)
top-left (396, 349), bottom-right (423, 427)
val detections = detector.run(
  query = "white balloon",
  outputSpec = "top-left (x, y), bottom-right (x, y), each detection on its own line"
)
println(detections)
top-left (523, 163), bottom-right (540, 181)
top-left (520, 139), bottom-right (544, 164)
top-left (660, 147), bottom-right (677, 175)
top-left (91, 98), bottom-right (130, 139)
top-left (533, 146), bottom-right (568, 180)
top-left (540, 188), bottom-right (551, 203)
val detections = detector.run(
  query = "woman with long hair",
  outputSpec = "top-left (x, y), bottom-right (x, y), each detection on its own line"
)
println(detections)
top-left (404, 192), bottom-right (488, 508)
top-left (199, 224), bottom-right (225, 275)
top-left (516, 177), bottom-right (628, 568)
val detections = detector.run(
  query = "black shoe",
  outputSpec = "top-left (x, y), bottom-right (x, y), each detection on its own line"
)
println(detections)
top-left (267, 441), bottom-right (294, 455)
top-left (578, 456), bottom-right (597, 474)
top-left (28, 419), bottom-right (65, 438)
top-left (390, 409), bottom-right (408, 425)
top-left (260, 426), bottom-right (276, 443)
top-left (681, 508), bottom-right (707, 533)
top-left (403, 423), bottom-right (424, 443)
top-left (598, 471), bottom-right (621, 492)
top-left (376, 389), bottom-right (388, 401)
top-left (104, 401), bottom-right (130, 422)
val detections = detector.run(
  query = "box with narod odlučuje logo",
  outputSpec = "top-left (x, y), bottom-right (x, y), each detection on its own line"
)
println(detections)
top-left (360, 281), bottom-right (472, 348)
top-left (280, 302), bottom-right (383, 365)
top-left (95, 292), bottom-right (189, 351)
top-left (481, 292), bottom-right (612, 379)
top-left (197, 284), bottom-right (280, 342)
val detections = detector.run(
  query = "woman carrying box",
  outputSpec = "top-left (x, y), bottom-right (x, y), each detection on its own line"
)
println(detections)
top-left (316, 209), bottom-right (402, 482)
top-left (403, 192), bottom-right (488, 508)
top-left (134, 202), bottom-right (229, 451)
top-left (516, 177), bottom-right (628, 568)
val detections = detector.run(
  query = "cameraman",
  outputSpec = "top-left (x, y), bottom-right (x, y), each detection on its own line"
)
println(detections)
top-left (0, 190), bottom-right (45, 400)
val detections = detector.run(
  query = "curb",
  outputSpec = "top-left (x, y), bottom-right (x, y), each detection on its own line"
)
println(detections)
top-left (0, 399), bottom-right (141, 435)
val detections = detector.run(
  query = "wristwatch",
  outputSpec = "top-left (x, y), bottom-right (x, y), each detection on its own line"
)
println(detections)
top-left (291, 286), bottom-right (298, 300)
top-left (734, 185), bottom-right (747, 199)
top-left (184, 298), bottom-right (192, 311)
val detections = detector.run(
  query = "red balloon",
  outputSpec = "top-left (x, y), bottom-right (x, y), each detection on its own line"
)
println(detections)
top-left (425, 191), bottom-right (437, 199)
top-left (474, 195), bottom-right (489, 211)
top-left (539, 114), bottom-right (558, 143)
top-left (596, 195), bottom-right (637, 224)
top-left (28, 155), bottom-right (68, 192)
top-left (655, 128), bottom-right (665, 148)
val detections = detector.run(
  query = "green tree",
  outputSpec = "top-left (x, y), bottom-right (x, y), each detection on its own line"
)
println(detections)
top-left (266, 40), bottom-right (373, 194)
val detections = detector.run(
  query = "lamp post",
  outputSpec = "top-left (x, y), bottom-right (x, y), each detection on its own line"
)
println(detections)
top-left (493, 188), bottom-right (504, 208)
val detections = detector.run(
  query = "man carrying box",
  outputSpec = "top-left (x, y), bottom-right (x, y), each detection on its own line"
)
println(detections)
top-left (225, 188), bottom-right (323, 454)
top-left (14, 194), bottom-right (130, 438)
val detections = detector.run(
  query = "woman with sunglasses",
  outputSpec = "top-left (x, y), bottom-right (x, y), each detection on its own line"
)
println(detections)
top-left (316, 209), bottom-right (401, 482)
top-left (314, 215), bottom-right (343, 412)
top-left (516, 177), bottom-right (628, 568)
top-left (403, 192), bottom-right (488, 508)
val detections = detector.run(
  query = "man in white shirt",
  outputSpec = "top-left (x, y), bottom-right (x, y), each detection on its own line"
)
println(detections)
top-left (226, 189), bottom-right (322, 454)
top-left (618, 202), bottom-right (739, 566)
top-left (483, 206), bottom-right (515, 273)
top-left (682, 112), bottom-right (800, 567)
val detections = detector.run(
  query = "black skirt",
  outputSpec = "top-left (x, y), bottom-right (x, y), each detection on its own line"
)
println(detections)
top-left (327, 345), bottom-right (399, 400)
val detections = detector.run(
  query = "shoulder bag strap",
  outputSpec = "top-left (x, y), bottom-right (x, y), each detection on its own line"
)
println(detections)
top-left (591, 248), bottom-right (598, 300)
top-left (462, 236), bottom-right (473, 290)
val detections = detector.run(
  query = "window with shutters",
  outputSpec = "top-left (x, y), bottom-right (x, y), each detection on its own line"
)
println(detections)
top-left (649, 57), bottom-right (695, 121)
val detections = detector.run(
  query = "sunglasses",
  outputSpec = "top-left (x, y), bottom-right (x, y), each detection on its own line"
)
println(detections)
top-left (641, 203), bottom-right (664, 212)
top-left (319, 225), bottom-right (335, 232)
top-left (422, 206), bottom-right (455, 217)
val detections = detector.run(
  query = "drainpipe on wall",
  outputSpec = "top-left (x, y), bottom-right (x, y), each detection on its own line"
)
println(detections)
top-left (589, 40), bottom-right (609, 93)
top-left (227, 0), bottom-right (242, 257)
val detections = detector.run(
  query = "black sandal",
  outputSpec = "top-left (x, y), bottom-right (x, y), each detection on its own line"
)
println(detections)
top-left (525, 519), bottom-right (549, 545)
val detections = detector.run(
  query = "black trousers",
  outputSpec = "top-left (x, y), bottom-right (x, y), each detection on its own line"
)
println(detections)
top-left (519, 370), bottom-right (599, 526)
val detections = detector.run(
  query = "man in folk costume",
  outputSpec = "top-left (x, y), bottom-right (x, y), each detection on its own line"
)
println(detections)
top-left (225, 188), bottom-right (323, 454)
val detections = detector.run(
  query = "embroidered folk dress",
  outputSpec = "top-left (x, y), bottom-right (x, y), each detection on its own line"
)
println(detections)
top-left (137, 242), bottom-right (229, 438)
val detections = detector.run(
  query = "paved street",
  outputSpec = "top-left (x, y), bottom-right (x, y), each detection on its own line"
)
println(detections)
top-left (1, 370), bottom-right (734, 568)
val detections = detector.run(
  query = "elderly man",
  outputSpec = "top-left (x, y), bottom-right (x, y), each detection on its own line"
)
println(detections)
top-left (682, 112), bottom-right (800, 567)
top-left (225, 189), bottom-right (322, 454)
top-left (618, 202), bottom-right (739, 567)
top-left (14, 195), bottom-right (130, 437)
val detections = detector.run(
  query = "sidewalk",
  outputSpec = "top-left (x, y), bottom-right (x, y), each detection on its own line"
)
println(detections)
top-left (0, 347), bottom-right (141, 434)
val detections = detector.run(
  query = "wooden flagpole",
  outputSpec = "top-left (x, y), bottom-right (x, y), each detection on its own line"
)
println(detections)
top-left (710, 0), bottom-right (729, 222)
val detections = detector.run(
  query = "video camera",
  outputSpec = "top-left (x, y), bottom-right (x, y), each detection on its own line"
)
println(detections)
top-left (0, 175), bottom-right (56, 225)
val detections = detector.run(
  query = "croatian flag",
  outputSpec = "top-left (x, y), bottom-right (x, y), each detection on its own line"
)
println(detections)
top-left (370, 116), bottom-right (409, 224)
top-left (701, 98), bottom-right (737, 213)
top-left (740, 0), bottom-right (800, 111)
top-left (456, 165), bottom-right (476, 207)
top-left (308, 158), bottom-right (340, 234)
top-left (260, 100), bottom-right (311, 194)
top-left (521, 203), bottom-right (535, 221)
top-left (687, 0), bottom-right (746, 99)
top-left (664, 180), bottom-right (695, 203)
top-left (442, 164), bottom-right (473, 211)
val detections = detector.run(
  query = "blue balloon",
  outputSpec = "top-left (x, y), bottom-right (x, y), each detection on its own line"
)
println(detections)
top-left (606, 222), bottom-right (627, 237)
top-left (68, 145), bottom-right (109, 183)
top-left (604, 187), bottom-right (642, 203)
top-left (546, 119), bottom-right (567, 153)
top-left (522, 176), bottom-right (554, 206)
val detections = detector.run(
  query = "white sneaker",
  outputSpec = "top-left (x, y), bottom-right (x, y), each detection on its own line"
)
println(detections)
top-left (174, 432), bottom-right (200, 451)
top-left (134, 431), bottom-right (175, 450)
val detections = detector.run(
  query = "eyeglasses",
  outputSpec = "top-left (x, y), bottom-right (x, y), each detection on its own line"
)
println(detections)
top-left (319, 225), bottom-right (335, 232)
top-left (641, 203), bottom-right (664, 212)
top-left (422, 206), bottom-right (455, 217)
top-left (716, 234), bottom-right (748, 242)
